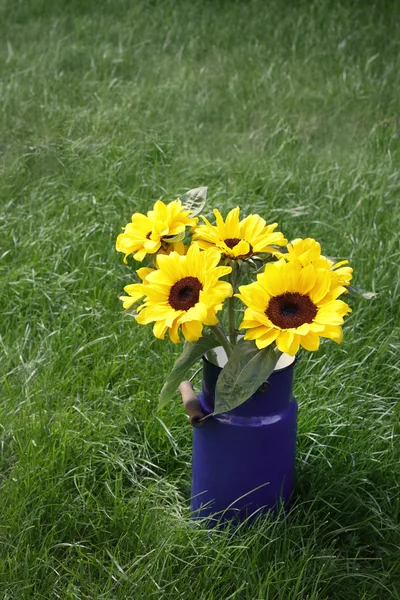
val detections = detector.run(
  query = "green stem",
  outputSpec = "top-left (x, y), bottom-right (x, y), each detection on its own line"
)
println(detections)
top-left (209, 323), bottom-right (232, 358)
top-left (227, 296), bottom-right (236, 346)
top-left (227, 261), bottom-right (239, 346)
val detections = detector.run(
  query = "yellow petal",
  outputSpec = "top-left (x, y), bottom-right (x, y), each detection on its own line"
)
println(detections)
top-left (243, 325), bottom-right (269, 340)
top-left (254, 328), bottom-right (279, 349)
top-left (252, 230), bottom-right (287, 253)
top-left (317, 299), bottom-right (350, 317)
top-left (116, 232), bottom-right (135, 255)
top-left (297, 264), bottom-right (317, 295)
top-left (321, 325), bottom-right (343, 344)
top-left (181, 320), bottom-right (203, 342)
top-left (205, 247), bottom-right (226, 271)
top-left (284, 263), bottom-right (301, 293)
top-left (151, 253), bottom-right (183, 283)
top-left (236, 281), bottom-right (268, 311)
top-left (230, 239), bottom-right (251, 258)
top-left (136, 267), bottom-right (154, 282)
top-left (275, 330), bottom-right (300, 355)
top-left (314, 310), bottom-right (344, 326)
top-left (293, 323), bottom-right (311, 336)
top-left (326, 285), bottom-right (348, 301)
top-left (153, 321), bottom-right (168, 339)
top-left (240, 318), bottom-right (265, 329)
top-left (213, 208), bottom-right (228, 238)
top-left (201, 285), bottom-right (232, 309)
top-left (133, 248), bottom-right (148, 262)
top-left (136, 304), bottom-right (177, 324)
top-left (181, 302), bottom-right (208, 323)
top-left (144, 238), bottom-right (161, 251)
top-left (169, 321), bottom-right (181, 343)
top-left (223, 207), bottom-right (241, 238)
top-left (193, 238), bottom-right (214, 250)
top-left (239, 308), bottom-right (272, 328)
top-left (258, 264), bottom-right (284, 297)
top-left (239, 213), bottom-right (266, 240)
top-left (152, 200), bottom-right (169, 222)
top-left (123, 282), bottom-right (145, 298)
top-left (211, 265), bottom-right (233, 279)
top-left (300, 332), bottom-right (320, 351)
top-left (331, 259), bottom-right (349, 269)
top-left (309, 269), bottom-right (332, 304)
top-left (204, 309), bottom-right (219, 326)
top-left (142, 280), bottom-right (170, 299)
top-left (119, 295), bottom-right (137, 310)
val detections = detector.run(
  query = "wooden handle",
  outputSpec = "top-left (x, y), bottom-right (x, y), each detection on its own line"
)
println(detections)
top-left (178, 381), bottom-right (205, 428)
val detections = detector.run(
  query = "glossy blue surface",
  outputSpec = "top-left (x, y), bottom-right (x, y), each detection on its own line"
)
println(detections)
top-left (191, 356), bottom-right (297, 523)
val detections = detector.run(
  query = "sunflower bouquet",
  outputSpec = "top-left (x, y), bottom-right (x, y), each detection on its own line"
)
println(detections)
top-left (116, 187), bottom-right (355, 414)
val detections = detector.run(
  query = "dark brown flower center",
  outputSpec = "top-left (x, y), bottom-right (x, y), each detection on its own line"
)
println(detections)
top-left (266, 292), bottom-right (317, 329)
top-left (168, 276), bottom-right (203, 311)
top-left (146, 231), bottom-right (152, 239)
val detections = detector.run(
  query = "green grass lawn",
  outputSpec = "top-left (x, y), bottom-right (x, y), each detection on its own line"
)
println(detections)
top-left (1, 0), bottom-right (400, 597)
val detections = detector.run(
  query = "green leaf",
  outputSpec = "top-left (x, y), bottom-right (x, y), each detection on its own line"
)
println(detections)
top-left (244, 256), bottom-right (266, 273)
top-left (179, 186), bottom-right (207, 217)
top-left (214, 339), bottom-right (280, 414)
top-left (347, 284), bottom-right (377, 300)
top-left (162, 231), bottom-right (186, 244)
top-left (159, 335), bottom-right (219, 408)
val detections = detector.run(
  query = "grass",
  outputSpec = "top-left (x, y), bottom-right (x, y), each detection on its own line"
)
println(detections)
top-left (1, 0), bottom-right (399, 597)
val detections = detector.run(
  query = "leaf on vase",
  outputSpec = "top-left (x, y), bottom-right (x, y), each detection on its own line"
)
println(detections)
top-left (214, 339), bottom-right (280, 414)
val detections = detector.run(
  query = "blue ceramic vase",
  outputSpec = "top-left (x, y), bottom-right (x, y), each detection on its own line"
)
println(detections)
top-left (191, 354), bottom-right (297, 523)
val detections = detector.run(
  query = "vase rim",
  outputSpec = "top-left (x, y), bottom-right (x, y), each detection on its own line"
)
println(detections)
top-left (203, 348), bottom-right (297, 373)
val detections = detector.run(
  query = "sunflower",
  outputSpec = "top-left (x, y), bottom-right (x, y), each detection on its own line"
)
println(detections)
top-left (275, 238), bottom-right (353, 288)
top-left (236, 259), bottom-right (351, 355)
top-left (135, 245), bottom-right (233, 343)
top-left (116, 199), bottom-right (197, 263)
top-left (192, 207), bottom-right (287, 260)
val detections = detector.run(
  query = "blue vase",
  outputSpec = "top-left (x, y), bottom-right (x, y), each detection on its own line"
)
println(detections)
top-left (191, 354), bottom-right (297, 523)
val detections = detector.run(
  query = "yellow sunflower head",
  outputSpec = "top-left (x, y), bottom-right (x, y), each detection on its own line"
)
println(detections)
top-left (135, 244), bottom-right (233, 343)
top-left (276, 238), bottom-right (353, 289)
top-left (192, 207), bottom-right (287, 261)
top-left (236, 259), bottom-right (351, 356)
top-left (116, 199), bottom-right (197, 263)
